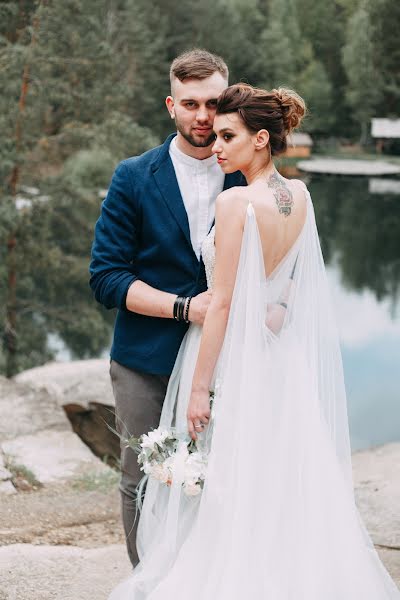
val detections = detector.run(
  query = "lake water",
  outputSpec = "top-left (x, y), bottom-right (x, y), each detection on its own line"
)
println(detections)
top-left (308, 174), bottom-right (400, 451)
top-left (49, 173), bottom-right (400, 453)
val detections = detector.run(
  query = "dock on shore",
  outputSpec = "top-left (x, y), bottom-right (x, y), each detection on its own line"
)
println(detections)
top-left (297, 158), bottom-right (400, 176)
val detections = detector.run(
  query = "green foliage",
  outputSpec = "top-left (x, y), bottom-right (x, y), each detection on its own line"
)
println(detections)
top-left (260, 0), bottom-right (304, 88)
top-left (260, 8), bottom-right (297, 88)
top-left (6, 461), bottom-right (42, 489)
top-left (209, 0), bottom-right (266, 86)
top-left (342, 2), bottom-right (381, 142)
top-left (297, 59), bottom-right (334, 134)
top-left (94, 113), bottom-right (160, 162)
top-left (295, 0), bottom-right (348, 129)
top-left (72, 468), bottom-right (120, 492)
top-left (62, 149), bottom-right (117, 191)
top-left (369, 0), bottom-right (400, 115)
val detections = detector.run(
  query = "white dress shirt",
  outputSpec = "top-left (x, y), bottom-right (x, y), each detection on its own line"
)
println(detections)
top-left (169, 136), bottom-right (225, 259)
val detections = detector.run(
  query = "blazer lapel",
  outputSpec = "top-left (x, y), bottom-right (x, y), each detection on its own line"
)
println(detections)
top-left (151, 137), bottom-right (193, 251)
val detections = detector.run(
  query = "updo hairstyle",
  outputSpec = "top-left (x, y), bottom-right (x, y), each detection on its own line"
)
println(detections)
top-left (216, 83), bottom-right (306, 156)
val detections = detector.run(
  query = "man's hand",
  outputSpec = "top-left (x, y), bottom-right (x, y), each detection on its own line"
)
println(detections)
top-left (188, 290), bottom-right (212, 325)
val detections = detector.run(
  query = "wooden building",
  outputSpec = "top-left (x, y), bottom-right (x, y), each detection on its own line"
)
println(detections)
top-left (371, 118), bottom-right (400, 152)
top-left (283, 132), bottom-right (313, 158)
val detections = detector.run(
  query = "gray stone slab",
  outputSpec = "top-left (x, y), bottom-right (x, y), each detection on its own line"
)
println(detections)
top-left (0, 543), bottom-right (131, 600)
top-left (0, 542), bottom-right (398, 599)
top-left (0, 480), bottom-right (17, 496)
top-left (0, 377), bottom-right (70, 443)
top-left (1, 430), bottom-right (112, 484)
top-left (15, 359), bottom-right (114, 409)
top-left (298, 158), bottom-right (400, 176)
top-left (0, 454), bottom-right (12, 481)
top-left (353, 442), bottom-right (400, 547)
top-left (376, 547), bottom-right (400, 587)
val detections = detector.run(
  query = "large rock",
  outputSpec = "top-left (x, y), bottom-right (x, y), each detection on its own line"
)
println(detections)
top-left (14, 359), bottom-right (114, 408)
top-left (0, 453), bottom-right (12, 481)
top-left (0, 543), bottom-right (131, 600)
top-left (2, 430), bottom-right (112, 485)
top-left (0, 370), bottom-right (116, 489)
top-left (14, 361), bottom-right (119, 464)
top-left (0, 543), bottom-right (398, 599)
top-left (0, 480), bottom-right (17, 496)
top-left (353, 442), bottom-right (400, 548)
top-left (0, 376), bottom-right (70, 443)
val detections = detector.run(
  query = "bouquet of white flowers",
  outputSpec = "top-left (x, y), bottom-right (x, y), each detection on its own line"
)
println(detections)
top-left (109, 391), bottom-right (216, 513)
top-left (125, 426), bottom-right (208, 497)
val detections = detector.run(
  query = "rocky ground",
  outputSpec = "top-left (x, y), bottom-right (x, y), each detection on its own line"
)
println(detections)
top-left (0, 360), bottom-right (399, 599)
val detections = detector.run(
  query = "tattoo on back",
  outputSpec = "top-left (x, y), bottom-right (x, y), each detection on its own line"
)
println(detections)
top-left (267, 171), bottom-right (293, 217)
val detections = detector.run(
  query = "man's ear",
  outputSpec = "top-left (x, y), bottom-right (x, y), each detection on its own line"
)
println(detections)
top-left (254, 129), bottom-right (270, 150)
top-left (166, 96), bottom-right (175, 119)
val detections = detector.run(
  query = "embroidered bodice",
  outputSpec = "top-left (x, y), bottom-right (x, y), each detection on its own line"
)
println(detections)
top-left (201, 226), bottom-right (216, 289)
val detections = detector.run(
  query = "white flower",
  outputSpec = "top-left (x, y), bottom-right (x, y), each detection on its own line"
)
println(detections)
top-left (141, 427), bottom-right (170, 450)
top-left (143, 460), bottom-right (154, 475)
top-left (135, 427), bottom-right (208, 497)
top-left (150, 463), bottom-right (171, 484)
top-left (163, 456), bottom-right (175, 470)
top-left (185, 452), bottom-right (207, 480)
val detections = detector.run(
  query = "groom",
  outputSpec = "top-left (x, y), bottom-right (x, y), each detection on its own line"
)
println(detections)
top-left (90, 49), bottom-right (244, 567)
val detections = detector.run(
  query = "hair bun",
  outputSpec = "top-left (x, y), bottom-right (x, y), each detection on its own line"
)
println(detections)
top-left (272, 87), bottom-right (306, 133)
top-left (216, 83), bottom-right (307, 156)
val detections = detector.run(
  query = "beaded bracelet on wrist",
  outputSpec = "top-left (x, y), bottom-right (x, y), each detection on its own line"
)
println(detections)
top-left (184, 296), bottom-right (192, 323)
top-left (173, 296), bottom-right (187, 322)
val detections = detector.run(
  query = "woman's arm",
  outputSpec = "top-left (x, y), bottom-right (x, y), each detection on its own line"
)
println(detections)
top-left (187, 193), bottom-right (245, 440)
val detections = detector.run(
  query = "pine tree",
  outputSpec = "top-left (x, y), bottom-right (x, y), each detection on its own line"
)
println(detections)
top-left (0, 0), bottom-right (162, 375)
top-left (110, 0), bottom-right (170, 137)
top-left (0, 0), bottom-right (43, 376)
top-left (369, 0), bottom-right (400, 115)
top-left (295, 0), bottom-right (347, 133)
top-left (342, 1), bottom-right (381, 143)
top-left (297, 58), bottom-right (335, 134)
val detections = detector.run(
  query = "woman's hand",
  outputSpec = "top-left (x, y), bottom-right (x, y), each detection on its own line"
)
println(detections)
top-left (187, 387), bottom-right (211, 441)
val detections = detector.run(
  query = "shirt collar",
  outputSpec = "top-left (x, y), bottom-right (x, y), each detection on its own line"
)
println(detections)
top-left (169, 136), bottom-right (218, 169)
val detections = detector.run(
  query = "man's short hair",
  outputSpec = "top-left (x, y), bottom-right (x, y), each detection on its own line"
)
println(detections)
top-left (170, 49), bottom-right (229, 88)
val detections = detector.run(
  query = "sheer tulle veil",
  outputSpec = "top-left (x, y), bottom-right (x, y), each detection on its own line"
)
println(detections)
top-left (109, 190), bottom-right (400, 599)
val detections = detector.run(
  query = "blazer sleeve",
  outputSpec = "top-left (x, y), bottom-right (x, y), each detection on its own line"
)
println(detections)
top-left (89, 160), bottom-right (139, 310)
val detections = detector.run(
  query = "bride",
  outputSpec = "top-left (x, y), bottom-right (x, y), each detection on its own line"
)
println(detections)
top-left (109, 84), bottom-right (400, 599)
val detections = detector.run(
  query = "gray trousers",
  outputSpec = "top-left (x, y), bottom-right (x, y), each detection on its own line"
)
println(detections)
top-left (109, 359), bottom-right (169, 567)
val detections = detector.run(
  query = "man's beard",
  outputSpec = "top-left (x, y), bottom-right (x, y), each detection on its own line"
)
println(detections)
top-left (176, 121), bottom-right (216, 148)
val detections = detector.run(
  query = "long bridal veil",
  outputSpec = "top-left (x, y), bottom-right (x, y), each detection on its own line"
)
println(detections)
top-left (110, 192), bottom-right (399, 599)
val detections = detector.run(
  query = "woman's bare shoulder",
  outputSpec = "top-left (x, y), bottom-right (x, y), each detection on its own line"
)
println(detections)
top-left (215, 187), bottom-right (249, 228)
top-left (288, 178), bottom-right (309, 194)
top-left (216, 186), bottom-right (249, 209)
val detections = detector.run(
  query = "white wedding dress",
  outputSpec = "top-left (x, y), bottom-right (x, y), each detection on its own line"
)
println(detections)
top-left (109, 188), bottom-right (400, 599)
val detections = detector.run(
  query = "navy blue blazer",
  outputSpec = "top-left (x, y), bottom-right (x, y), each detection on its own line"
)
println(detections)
top-left (90, 134), bottom-right (245, 375)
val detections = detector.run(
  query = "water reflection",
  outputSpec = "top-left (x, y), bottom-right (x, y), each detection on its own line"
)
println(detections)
top-left (309, 175), bottom-right (400, 451)
top-left (310, 175), bottom-right (400, 308)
